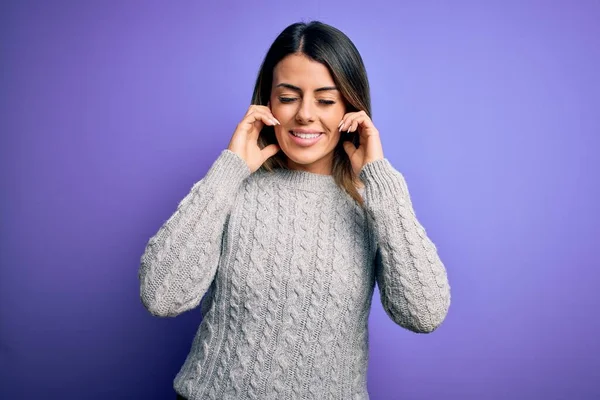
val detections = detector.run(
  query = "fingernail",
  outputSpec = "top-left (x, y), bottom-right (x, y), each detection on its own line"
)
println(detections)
top-left (338, 120), bottom-right (344, 129)
top-left (270, 119), bottom-right (277, 125)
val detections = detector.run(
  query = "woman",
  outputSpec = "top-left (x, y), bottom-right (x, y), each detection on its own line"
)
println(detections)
top-left (139, 20), bottom-right (451, 400)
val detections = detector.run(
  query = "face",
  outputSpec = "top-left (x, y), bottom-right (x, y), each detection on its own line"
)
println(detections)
top-left (269, 53), bottom-right (346, 175)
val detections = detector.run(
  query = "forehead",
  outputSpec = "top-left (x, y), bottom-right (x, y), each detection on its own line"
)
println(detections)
top-left (273, 54), bottom-right (335, 88)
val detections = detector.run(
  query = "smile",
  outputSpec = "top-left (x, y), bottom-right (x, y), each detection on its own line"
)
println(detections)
top-left (289, 131), bottom-right (324, 147)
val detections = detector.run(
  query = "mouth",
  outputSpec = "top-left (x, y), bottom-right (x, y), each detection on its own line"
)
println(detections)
top-left (288, 130), bottom-right (324, 147)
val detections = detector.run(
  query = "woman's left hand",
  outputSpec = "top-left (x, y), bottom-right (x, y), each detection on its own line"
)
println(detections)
top-left (339, 111), bottom-right (385, 176)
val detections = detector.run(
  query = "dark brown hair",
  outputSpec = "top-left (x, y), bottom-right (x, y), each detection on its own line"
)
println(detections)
top-left (251, 20), bottom-right (371, 205)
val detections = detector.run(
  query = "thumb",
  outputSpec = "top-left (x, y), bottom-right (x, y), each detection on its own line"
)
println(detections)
top-left (342, 141), bottom-right (357, 158)
top-left (261, 143), bottom-right (281, 160)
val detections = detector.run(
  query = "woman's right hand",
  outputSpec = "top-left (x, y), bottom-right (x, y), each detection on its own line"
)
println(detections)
top-left (227, 105), bottom-right (281, 173)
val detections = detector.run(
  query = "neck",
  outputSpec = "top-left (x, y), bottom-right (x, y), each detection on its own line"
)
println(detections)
top-left (285, 156), bottom-right (334, 176)
top-left (270, 167), bottom-right (338, 192)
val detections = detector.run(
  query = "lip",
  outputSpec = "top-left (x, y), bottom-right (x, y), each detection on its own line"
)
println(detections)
top-left (290, 128), bottom-right (323, 134)
top-left (288, 129), bottom-right (324, 147)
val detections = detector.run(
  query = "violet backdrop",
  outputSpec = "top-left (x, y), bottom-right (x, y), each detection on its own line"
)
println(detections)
top-left (1, 0), bottom-right (599, 399)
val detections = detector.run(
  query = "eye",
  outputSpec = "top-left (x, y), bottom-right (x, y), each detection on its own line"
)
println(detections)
top-left (279, 97), bottom-right (336, 105)
top-left (319, 100), bottom-right (335, 105)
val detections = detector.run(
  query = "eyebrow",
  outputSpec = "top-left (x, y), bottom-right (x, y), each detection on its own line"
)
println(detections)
top-left (275, 83), bottom-right (338, 93)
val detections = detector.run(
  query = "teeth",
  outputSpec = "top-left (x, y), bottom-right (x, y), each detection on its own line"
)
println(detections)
top-left (291, 131), bottom-right (321, 139)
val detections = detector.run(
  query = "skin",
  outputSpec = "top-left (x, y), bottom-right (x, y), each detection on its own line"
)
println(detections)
top-left (269, 53), bottom-right (346, 175)
top-left (228, 52), bottom-right (384, 176)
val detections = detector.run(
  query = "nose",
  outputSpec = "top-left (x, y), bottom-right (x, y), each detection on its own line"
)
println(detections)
top-left (295, 98), bottom-right (316, 124)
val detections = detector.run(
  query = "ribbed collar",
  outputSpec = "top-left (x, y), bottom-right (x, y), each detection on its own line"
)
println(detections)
top-left (259, 167), bottom-right (339, 192)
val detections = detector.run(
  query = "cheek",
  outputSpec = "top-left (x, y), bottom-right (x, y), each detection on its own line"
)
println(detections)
top-left (325, 110), bottom-right (345, 131)
top-left (270, 105), bottom-right (290, 122)
top-left (329, 105), bottom-right (345, 120)
top-left (273, 125), bottom-right (289, 143)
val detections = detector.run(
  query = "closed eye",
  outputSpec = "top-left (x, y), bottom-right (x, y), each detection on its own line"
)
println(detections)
top-left (279, 97), bottom-right (336, 105)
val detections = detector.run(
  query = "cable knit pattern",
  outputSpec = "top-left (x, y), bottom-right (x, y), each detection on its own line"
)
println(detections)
top-left (138, 149), bottom-right (451, 399)
top-left (359, 158), bottom-right (451, 333)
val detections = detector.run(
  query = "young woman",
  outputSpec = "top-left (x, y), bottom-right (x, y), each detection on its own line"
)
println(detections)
top-left (139, 20), bottom-right (451, 400)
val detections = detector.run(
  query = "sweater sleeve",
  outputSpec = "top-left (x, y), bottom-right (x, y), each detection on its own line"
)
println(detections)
top-left (359, 158), bottom-right (451, 333)
top-left (138, 149), bottom-right (251, 317)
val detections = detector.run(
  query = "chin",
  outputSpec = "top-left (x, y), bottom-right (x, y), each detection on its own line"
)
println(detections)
top-left (281, 146), bottom-right (334, 170)
top-left (286, 153), bottom-right (321, 166)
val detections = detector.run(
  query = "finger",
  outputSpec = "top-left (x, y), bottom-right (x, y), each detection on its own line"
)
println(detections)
top-left (342, 141), bottom-right (357, 158)
top-left (238, 112), bottom-right (267, 140)
top-left (252, 112), bottom-right (282, 141)
top-left (245, 111), bottom-right (278, 129)
top-left (349, 114), bottom-right (373, 134)
top-left (249, 109), bottom-right (281, 126)
top-left (246, 104), bottom-right (277, 119)
top-left (338, 113), bottom-right (355, 131)
top-left (348, 119), bottom-right (358, 133)
top-left (343, 115), bottom-right (361, 133)
top-left (344, 114), bottom-right (365, 133)
top-left (245, 104), bottom-right (259, 117)
top-left (261, 143), bottom-right (281, 160)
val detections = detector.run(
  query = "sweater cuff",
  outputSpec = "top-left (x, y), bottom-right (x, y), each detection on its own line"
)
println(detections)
top-left (194, 149), bottom-right (251, 194)
top-left (359, 158), bottom-right (409, 200)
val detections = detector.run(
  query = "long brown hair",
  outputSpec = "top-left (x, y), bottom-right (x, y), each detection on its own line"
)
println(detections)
top-left (251, 21), bottom-right (371, 205)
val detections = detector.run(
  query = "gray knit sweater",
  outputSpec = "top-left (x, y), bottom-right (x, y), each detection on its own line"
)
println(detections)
top-left (138, 149), bottom-right (451, 400)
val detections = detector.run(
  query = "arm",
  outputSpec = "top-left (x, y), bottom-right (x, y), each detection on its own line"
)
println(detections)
top-left (138, 149), bottom-right (250, 317)
top-left (359, 159), bottom-right (451, 333)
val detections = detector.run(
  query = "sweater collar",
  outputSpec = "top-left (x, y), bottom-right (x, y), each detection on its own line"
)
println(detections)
top-left (263, 167), bottom-right (339, 192)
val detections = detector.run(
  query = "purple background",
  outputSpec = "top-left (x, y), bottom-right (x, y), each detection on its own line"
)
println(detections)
top-left (2, 1), bottom-right (599, 399)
